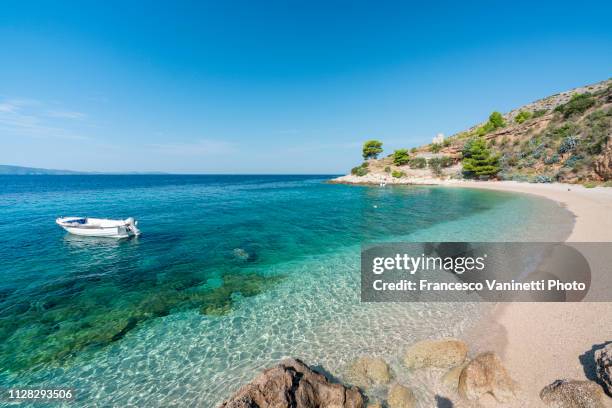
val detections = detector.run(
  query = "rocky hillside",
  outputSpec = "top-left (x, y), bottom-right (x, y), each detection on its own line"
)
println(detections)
top-left (338, 78), bottom-right (612, 185)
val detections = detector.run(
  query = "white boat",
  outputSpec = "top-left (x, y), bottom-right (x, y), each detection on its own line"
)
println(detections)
top-left (56, 217), bottom-right (141, 238)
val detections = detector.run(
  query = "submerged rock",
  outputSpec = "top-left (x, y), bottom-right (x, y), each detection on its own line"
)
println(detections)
top-left (441, 362), bottom-right (469, 391)
top-left (540, 379), bottom-right (604, 408)
top-left (233, 248), bottom-right (250, 260)
top-left (458, 352), bottom-right (517, 402)
top-left (595, 343), bottom-right (612, 395)
top-left (403, 338), bottom-right (468, 369)
top-left (387, 384), bottom-right (416, 408)
top-left (346, 356), bottom-right (392, 388)
top-left (218, 358), bottom-right (364, 408)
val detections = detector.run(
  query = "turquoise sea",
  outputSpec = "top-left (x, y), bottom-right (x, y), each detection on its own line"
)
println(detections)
top-left (0, 175), bottom-right (573, 406)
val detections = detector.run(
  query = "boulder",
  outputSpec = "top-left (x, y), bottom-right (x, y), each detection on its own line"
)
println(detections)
top-left (540, 379), bottom-right (604, 408)
top-left (218, 358), bottom-right (364, 408)
top-left (387, 384), bottom-right (416, 408)
top-left (346, 356), bottom-right (392, 388)
top-left (403, 338), bottom-right (468, 369)
top-left (441, 362), bottom-right (469, 391)
top-left (594, 138), bottom-right (612, 180)
top-left (595, 343), bottom-right (612, 395)
top-left (457, 352), bottom-right (517, 402)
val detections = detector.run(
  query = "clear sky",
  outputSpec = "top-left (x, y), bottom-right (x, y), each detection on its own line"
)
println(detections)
top-left (1, 1), bottom-right (611, 174)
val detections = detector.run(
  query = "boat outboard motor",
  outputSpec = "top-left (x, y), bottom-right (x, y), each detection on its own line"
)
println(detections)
top-left (124, 217), bottom-right (141, 236)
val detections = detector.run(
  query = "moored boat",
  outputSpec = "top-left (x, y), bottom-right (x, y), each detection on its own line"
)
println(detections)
top-left (56, 217), bottom-right (141, 238)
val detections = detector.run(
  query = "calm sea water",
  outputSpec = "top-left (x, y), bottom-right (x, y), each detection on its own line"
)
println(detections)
top-left (0, 175), bottom-right (573, 406)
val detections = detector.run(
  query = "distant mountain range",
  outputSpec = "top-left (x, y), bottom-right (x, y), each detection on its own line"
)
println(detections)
top-left (0, 165), bottom-right (87, 175)
top-left (0, 165), bottom-right (167, 175)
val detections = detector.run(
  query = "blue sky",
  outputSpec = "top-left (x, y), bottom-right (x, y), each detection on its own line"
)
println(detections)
top-left (1, 1), bottom-right (611, 174)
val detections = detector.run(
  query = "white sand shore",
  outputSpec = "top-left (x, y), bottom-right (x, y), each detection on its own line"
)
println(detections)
top-left (455, 182), bottom-right (612, 407)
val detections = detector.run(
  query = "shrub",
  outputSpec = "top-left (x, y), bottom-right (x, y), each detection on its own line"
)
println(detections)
top-left (384, 166), bottom-right (391, 173)
top-left (532, 175), bottom-right (553, 183)
top-left (558, 136), bottom-right (579, 154)
top-left (428, 160), bottom-right (443, 176)
top-left (428, 156), bottom-right (453, 176)
top-left (513, 139), bottom-right (520, 146)
top-left (583, 181), bottom-right (598, 188)
top-left (532, 109), bottom-right (547, 118)
top-left (547, 123), bottom-right (578, 141)
top-left (410, 147), bottom-right (418, 153)
top-left (489, 111), bottom-right (506, 128)
top-left (582, 109), bottom-right (611, 155)
top-left (351, 166), bottom-right (369, 176)
top-left (392, 149), bottom-right (410, 166)
top-left (515, 111), bottom-right (533, 124)
top-left (564, 154), bottom-right (584, 168)
top-left (544, 154), bottom-right (560, 164)
top-left (555, 93), bottom-right (596, 118)
top-left (408, 157), bottom-right (427, 169)
top-left (362, 140), bottom-right (383, 160)
top-left (430, 143), bottom-right (442, 153)
top-left (391, 170), bottom-right (405, 178)
top-left (442, 139), bottom-right (451, 147)
top-left (499, 137), bottom-right (509, 147)
top-left (462, 137), bottom-right (501, 178)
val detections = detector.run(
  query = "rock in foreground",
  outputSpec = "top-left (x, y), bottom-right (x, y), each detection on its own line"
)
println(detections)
top-left (458, 352), bottom-right (518, 402)
top-left (387, 384), bottom-right (416, 408)
top-left (218, 358), bottom-right (364, 408)
top-left (403, 338), bottom-right (468, 369)
top-left (595, 343), bottom-right (612, 396)
top-left (346, 356), bottom-right (392, 388)
top-left (540, 379), bottom-right (604, 408)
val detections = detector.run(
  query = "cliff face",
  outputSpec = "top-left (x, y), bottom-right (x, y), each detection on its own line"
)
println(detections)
top-left (341, 78), bottom-right (612, 184)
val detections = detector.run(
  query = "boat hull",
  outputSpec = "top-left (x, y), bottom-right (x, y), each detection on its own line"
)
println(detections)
top-left (60, 225), bottom-right (133, 238)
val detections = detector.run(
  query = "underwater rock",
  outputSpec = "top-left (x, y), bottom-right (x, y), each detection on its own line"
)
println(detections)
top-left (458, 352), bottom-right (517, 402)
top-left (387, 383), bottom-right (416, 408)
top-left (403, 338), bottom-right (468, 369)
top-left (233, 248), bottom-right (250, 260)
top-left (441, 362), bottom-right (469, 391)
top-left (540, 379), bottom-right (604, 407)
top-left (346, 356), bottom-right (392, 388)
top-left (218, 358), bottom-right (364, 408)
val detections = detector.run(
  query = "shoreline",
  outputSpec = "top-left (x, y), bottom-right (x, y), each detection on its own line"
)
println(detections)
top-left (450, 181), bottom-right (612, 407)
top-left (339, 178), bottom-right (612, 406)
top-left (334, 176), bottom-right (612, 405)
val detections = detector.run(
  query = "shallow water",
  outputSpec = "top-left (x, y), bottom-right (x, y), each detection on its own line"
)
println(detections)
top-left (0, 175), bottom-right (573, 406)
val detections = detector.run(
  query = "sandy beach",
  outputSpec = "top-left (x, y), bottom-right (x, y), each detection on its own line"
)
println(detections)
top-left (456, 181), bottom-right (612, 407)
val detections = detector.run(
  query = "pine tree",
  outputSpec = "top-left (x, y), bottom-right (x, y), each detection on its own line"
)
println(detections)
top-left (462, 138), bottom-right (500, 178)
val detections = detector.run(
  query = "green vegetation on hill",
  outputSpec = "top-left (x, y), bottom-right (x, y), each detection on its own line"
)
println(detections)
top-left (494, 85), bottom-right (612, 183)
top-left (515, 111), bottom-right (532, 124)
top-left (462, 138), bottom-right (501, 178)
top-left (347, 80), bottom-right (611, 184)
top-left (392, 149), bottom-right (410, 165)
top-left (362, 140), bottom-right (383, 159)
top-left (351, 162), bottom-right (369, 176)
top-left (554, 93), bottom-right (596, 118)
top-left (477, 111), bottom-right (506, 136)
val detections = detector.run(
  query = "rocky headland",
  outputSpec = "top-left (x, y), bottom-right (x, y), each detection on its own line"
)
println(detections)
top-left (332, 78), bottom-right (612, 187)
